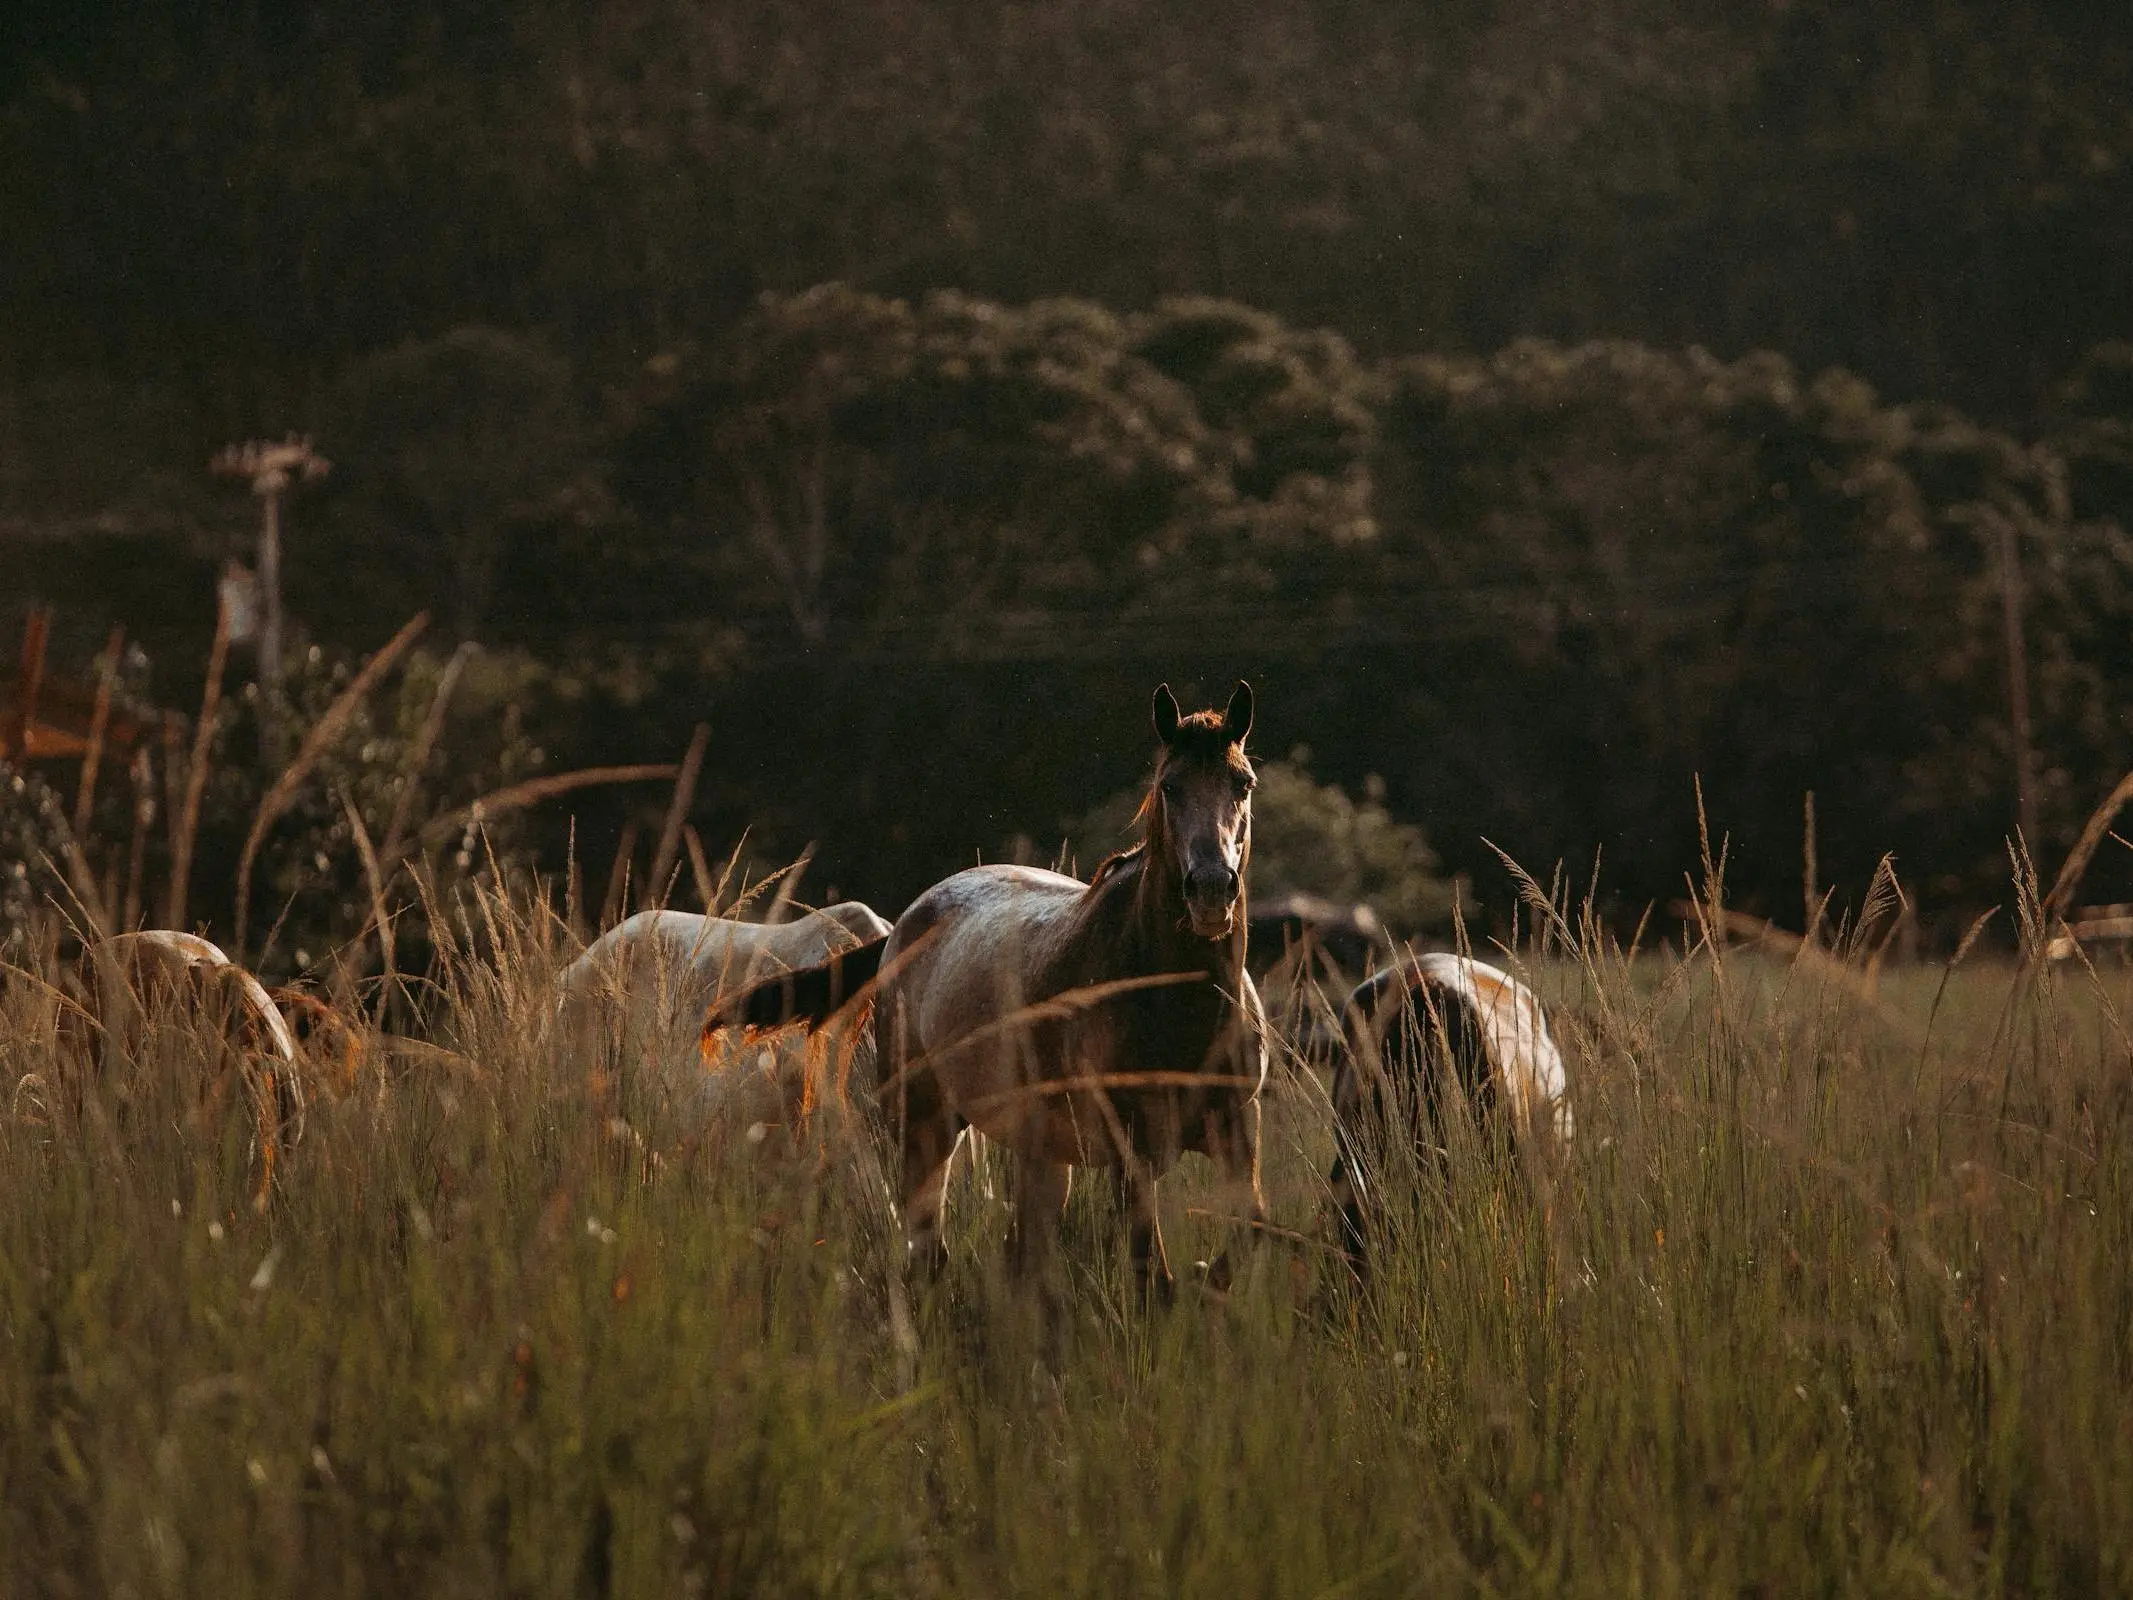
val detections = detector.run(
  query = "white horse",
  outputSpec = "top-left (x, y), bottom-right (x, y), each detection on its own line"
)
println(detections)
top-left (1329, 951), bottom-right (1571, 1269)
top-left (556, 903), bottom-right (891, 1141)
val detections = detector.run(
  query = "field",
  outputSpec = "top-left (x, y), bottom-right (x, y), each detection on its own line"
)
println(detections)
top-left (2, 880), bottom-right (2129, 1599)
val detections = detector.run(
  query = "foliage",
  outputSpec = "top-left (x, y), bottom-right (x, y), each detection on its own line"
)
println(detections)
top-left (9, 0), bottom-right (2129, 423)
top-left (621, 286), bottom-right (1378, 653)
top-left (0, 765), bottom-right (73, 955)
top-left (0, 635), bottom-right (550, 982)
top-left (1366, 339), bottom-right (2133, 918)
top-left (320, 327), bottom-right (601, 639)
top-left (2055, 342), bottom-right (2133, 556)
top-left (193, 638), bottom-right (551, 978)
top-left (1246, 761), bottom-right (1459, 935)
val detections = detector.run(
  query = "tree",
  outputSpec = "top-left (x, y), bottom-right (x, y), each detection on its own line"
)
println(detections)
top-left (626, 285), bottom-right (1380, 657)
top-left (324, 328), bottom-right (594, 641)
top-left (1368, 339), bottom-right (2133, 916)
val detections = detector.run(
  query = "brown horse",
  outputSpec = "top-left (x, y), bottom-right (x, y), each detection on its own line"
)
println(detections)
top-left (1329, 951), bottom-right (1572, 1272)
top-left (721, 682), bottom-right (1268, 1295)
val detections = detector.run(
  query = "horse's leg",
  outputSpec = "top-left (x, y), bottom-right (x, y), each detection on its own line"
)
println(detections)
top-left (1327, 1140), bottom-right (1370, 1281)
top-left (1005, 1157), bottom-right (1069, 1284)
top-left (874, 984), bottom-right (959, 1278)
top-left (1197, 1094), bottom-right (1265, 1295)
top-left (897, 1073), bottom-right (965, 1280)
top-left (1125, 1158), bottom-right (1174, 1303)
top-left (877, 1029), bottom-right (964, 1386)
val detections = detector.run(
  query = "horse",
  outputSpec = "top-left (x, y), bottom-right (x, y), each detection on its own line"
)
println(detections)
top-left (62, 931), bottom-right (305, 1206)
top-left (719, 682), bottom-right (1269, 1297)
top-left (556, 903), bottom-right (892, 1142)
top-left (1327, 951), bottom-right (1571, 1271)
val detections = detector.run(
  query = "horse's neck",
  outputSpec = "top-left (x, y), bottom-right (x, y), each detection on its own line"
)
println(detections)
top-left (1077, 846), bottom-right (1244, 987)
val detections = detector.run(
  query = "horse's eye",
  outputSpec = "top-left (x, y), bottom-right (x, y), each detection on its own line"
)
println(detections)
top-left (1160, 777), bottom-right (1182, 800)
top-left (1235, 773), bottom-right (1256, 797)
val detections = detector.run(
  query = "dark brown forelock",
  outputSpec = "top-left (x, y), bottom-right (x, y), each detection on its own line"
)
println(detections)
top-left (1132, 711), bottom-right (1251, 842)
top-left (1162, 710), bottom-right (1251, 772)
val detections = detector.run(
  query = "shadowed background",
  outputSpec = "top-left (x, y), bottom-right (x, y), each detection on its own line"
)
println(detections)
top-left (6, 0), bottom-right (2133, 948)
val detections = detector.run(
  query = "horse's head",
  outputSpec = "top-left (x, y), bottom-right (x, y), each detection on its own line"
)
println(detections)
top-left (1148, 681), bottom-right (1256, 939)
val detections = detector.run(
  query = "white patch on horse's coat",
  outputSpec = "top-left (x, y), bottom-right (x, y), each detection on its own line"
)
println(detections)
top-left (89, 930), bottom-right (297, 1063)
top-left (555, 904), bottom-right (890, 1139)
top-left (1406, 952), bottom-right (1571, 1141)
top-left (882, 861), bottom-right (1265, 1183)
top-left (889, 865), bottom-right (1131, 1164)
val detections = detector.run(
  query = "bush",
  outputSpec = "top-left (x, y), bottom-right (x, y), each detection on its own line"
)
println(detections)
top-left (2, 634), bottom-right (550, 985)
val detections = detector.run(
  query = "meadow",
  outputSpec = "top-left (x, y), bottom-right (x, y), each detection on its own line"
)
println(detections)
top-left (1, 860), bottom-right (2127, 1600)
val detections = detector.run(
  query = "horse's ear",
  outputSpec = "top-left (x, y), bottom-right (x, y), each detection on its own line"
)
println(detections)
top-left (1152, 683), bottom-right (1181, 745)
top-left (1222, 680), bottom-right (1254, 746)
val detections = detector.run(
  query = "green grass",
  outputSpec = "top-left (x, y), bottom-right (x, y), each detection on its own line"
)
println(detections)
top-left (2, 887), bottom-right (2129, 1598)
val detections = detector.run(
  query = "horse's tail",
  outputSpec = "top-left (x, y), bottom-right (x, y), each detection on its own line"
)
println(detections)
top-left (710, 936), bottom-right (889, 1035)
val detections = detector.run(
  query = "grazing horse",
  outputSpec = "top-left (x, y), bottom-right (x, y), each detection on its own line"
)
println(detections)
top-left (1328, 951), bottom-right (1571, 1269)
top-left (557, 904), bottom-right (891, 1137)
top-left (722, 683), bottom-right (1269, 1294)
top-left (65, 931), bottom-right (305, 1204)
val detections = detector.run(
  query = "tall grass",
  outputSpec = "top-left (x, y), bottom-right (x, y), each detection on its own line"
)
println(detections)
top-left (2, 864), bottom-right (2128, 1597)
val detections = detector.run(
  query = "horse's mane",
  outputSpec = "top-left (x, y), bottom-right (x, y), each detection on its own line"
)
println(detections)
top-left (1084, 778), bottom-right (1166, 893)
top-left (1086, 839), bottom-right (1147, 892)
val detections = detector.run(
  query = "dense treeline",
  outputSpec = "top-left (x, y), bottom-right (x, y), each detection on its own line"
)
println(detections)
top-left (8, 0), bottom-right (2132, 418)
top-left (5, 0), bottom-right (2133, 936)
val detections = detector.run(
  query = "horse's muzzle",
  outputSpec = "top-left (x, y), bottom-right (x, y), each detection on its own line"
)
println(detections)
top-left (1184, 864), bottom-right (1241, 938)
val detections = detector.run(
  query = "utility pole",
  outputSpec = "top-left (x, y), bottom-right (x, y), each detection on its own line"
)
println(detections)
top-left (1995, 508), bottom-right (2040, 851)
top-left (211, 436), bottom-right (330, 692)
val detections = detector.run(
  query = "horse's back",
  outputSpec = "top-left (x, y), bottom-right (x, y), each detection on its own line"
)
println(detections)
top-left (86, 931), bottom-right (296, 1064)
top-left (1340, 952), bottom-right (1570, 1142)
top-left (565, 905), bottom-right (882, 998)
top-left (820, 900), bottom-right (894, 943)
top-left (1412, 955), bottom-right (1569, 1138)
top-left (886, 864), bottom-right (1087, 1037)
top-left (558, 905), bottom-right (889, 1142)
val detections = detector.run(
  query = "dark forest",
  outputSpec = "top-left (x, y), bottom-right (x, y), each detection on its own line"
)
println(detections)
top-left (8, 0), bottom-right (2133, 945)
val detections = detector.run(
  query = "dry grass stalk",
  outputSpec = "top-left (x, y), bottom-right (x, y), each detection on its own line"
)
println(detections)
top-left (380, 640), bottom-right (474, 862)
top-left (683, 824), bottom-right (716, 911)
top-left (724, 845), bottom-right (805, 921)
top-left (166, 597), bottom-right (232, 930)
top-left (602, 819), bottom-right (640, 930)
top-left (70, 624), bottom-right (124, 838)
top-left (234, 612), bottom-right (429, 959)
top-left (340, 788), bottom-right (397, 1011)
top-left (1671, 901), bottom-right (1919, 1035)
top-left (762, 843), bottom-right (814, 925)
top-left (647, 722), bottom-right (710, 909)
top-left (7, 611), bottom-right (44, 754)
top-left (157, 712), bottom-right (183, 914)
top-left (44, 835), bottom-right (109, 940)
top-left (565, 819), bottom-right (587, 944)
top-left (378, 764), bottom-right (681, 871)
top-left (1801, 789), bottom-right (1818, 948)
top-left (2042, 769), bottom-right (2133, 922)
top-left (123, 747), bottom-right (152, 930)
top-left (706, 828), bottom-right (748, 915)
